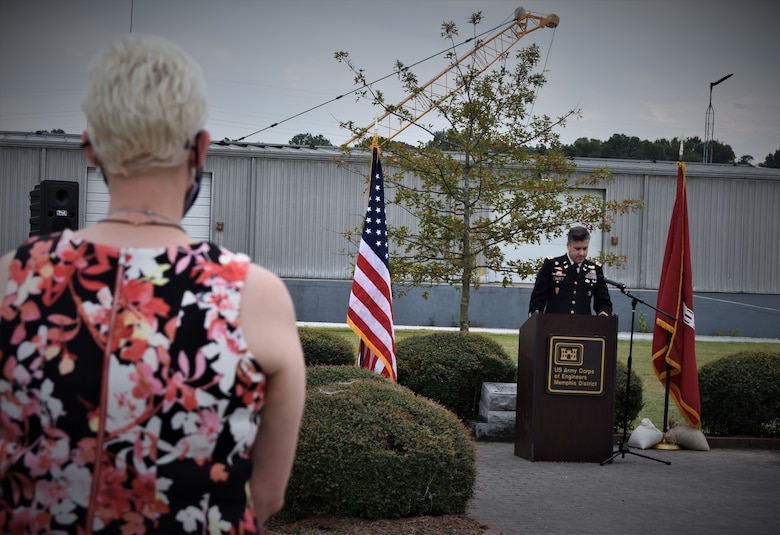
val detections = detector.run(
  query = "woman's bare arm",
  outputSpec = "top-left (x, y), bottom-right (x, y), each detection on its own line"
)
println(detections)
top-left (239, 264), bottom-right (306, 526)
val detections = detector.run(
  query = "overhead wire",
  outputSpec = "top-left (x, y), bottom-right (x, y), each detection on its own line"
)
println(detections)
top-left (525, 18), bottom-right (558, 126)
top-left (232, 17), bottom-right (513, 143)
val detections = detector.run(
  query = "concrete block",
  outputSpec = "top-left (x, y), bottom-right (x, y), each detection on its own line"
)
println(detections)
top-left (480, 382), bottom-right (517, 411)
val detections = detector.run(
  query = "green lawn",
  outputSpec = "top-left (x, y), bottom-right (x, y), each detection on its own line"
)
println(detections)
top-left (313, 326), bottom-right (779, 430)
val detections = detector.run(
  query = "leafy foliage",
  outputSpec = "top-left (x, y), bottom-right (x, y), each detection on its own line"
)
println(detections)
top-left (280, 367), bottom-right (477, 521)
top-left (613, 359), bottom-right (644, 432)
top-left (336, 15), bottom-right (643, 331)
top-left (298, 327), bottom-right (355, 366)
top-left (396, 332), bottom-right (517, 420)
top-left (699, 351), bottom-right (780, 437)
top-left (305, 364), bottom-right (390, 389)
top-left (758, 148), bottom-right (780, 168)
top-left (288, 132), bottom-right (333, 146)
top-left (559, 134), bottom-right (739, 164)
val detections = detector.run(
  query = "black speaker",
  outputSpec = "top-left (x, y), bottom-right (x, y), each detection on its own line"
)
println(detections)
top-left (29, 180), bottom-right (80, 236)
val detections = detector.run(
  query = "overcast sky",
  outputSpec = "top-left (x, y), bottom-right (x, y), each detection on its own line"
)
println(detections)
top-left (1, 0), bottom-right (778, 162)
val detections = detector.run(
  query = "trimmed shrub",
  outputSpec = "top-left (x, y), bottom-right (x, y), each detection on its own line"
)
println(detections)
top-left (306, 364), bottom-right (391, 389)
top-left (396, 332), bottom-right (517, 421)
top-left (699, 351), bottom-right (780, 437)
top-left (613, 359), bottom-right (644, 432)
top-left (280, 367), bottom-right (476, 521)
top-left (298, 327), bottom-right (355, 366)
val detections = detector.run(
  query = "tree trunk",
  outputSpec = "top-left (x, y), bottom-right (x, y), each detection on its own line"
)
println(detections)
top-left (460, 269), bottom-right (471, 332)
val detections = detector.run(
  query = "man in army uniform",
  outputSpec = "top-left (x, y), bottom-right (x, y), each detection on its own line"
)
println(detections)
top-left (528, 226), bottom-right (612, 316)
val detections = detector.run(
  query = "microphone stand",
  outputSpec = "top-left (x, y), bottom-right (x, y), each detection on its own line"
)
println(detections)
top-left (600, 280), bottom-right (675, 466)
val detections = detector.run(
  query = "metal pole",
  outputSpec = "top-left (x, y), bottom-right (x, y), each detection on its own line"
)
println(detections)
top-left (703, 73), bottom-right (733, 163)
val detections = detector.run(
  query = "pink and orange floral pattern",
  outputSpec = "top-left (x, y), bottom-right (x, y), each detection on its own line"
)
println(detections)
top-left (1, 229), bottom-right (265, 534)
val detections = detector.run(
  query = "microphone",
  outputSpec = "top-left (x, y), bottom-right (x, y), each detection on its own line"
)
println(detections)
top-left (601, 277), bottom-right (626, 290)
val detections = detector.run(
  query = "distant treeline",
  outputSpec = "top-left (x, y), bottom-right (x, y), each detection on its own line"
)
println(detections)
top-left (549, 134), bottom-right (778, 168)
top-left (424, 129), bottom-right (777, 167)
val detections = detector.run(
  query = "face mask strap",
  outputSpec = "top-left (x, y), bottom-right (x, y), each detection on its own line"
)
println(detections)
top-left (82, 140), bottom-right (110, 185)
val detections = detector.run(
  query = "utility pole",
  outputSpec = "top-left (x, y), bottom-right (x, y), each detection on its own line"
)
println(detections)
top-left (703, 73), bottom-right (733, 163)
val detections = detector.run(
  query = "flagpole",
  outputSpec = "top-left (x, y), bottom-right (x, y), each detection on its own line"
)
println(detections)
top-left (372, 115), bottom-right (379, 152)
top-left (653, 137), bottom-right (694, 450)
top-left (655, 339), bottom-right (678, 449)
top-left (346, 125), bottom-right (397, 381)
top-left (659, 137), bottom-right (685, 437)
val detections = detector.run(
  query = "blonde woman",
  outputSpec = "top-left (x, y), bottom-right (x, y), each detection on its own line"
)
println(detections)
top-left (0, 35), bottom-right (305, 534)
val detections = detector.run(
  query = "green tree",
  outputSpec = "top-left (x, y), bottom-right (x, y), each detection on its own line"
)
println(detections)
top-left (337, 14), bottom-right (642, 332)
top-left (288, 132), bottom-right (332, 146)
top-left (426, 129), bottom-right (461, 151)
top-left (562, 135), bottom-right (705, 162)
top-left (602, 134), bottom-right (644, 159)
top-left (563, 137), bottom-right (603, 158)
top-left (759, 148), bottom-right (780, 168)
top-left (709, 139), bottom-right (736, 164)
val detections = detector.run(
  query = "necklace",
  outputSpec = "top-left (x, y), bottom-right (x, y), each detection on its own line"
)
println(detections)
top-left (99, 218), bottom-right (185, 231)
top-left (108, 208), bottom-right (181, 225)
top-left (100, 209), bottom-right (185, 232)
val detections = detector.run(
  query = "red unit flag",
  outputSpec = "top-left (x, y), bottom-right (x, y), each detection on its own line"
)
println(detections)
top-left (652, 161), bottom-right (701, 428)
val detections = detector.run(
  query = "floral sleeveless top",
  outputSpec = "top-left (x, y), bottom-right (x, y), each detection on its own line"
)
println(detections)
top-left (0, 229), bottom-right (266, 534)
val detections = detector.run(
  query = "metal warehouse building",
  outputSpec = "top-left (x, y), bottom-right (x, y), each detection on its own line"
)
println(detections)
top-left (2, 132), bottom-right (779, 337)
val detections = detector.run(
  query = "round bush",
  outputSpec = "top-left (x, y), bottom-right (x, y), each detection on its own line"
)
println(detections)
top-left (613, 359), bottom-right (644, 432)
top-left (280, 373), bottom-right (476, 521)
top-left (306, 364), bottom-right (391, 389)
top-left (396, 332), bottom-right (517, 421)
top-left (699, 351), bottom-right (780, 437)
top-left (298, 327), bottom-right (356, 366)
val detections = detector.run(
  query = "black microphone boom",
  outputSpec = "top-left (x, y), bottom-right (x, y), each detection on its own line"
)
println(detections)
top-left (602, 277), bottom-right (626, 290)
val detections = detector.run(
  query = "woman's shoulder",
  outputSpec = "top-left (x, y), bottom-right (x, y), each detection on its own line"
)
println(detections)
top-left (204, 244), bottom-right (289, 302)
top-left (0, 249), bottom-right (14, 295)
top-left (243, 262), bottom-right (288, 300)
top-left (0, 233), bottom-right (68, 292)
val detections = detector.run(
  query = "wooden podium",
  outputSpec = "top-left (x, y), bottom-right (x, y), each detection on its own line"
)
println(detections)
top-left (514, 313), bottom-right (618, 462)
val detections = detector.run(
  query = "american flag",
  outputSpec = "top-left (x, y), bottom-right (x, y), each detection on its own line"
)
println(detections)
top-left (346, 146), bottom-right (397, 381)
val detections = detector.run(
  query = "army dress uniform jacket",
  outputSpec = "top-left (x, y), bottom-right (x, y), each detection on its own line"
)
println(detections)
top-left (528, 254), bottom-right (612, 316)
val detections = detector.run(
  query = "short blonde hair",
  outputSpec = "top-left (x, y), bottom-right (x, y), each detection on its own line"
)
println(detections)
top-left (82, 34), bottom-right (208, 176)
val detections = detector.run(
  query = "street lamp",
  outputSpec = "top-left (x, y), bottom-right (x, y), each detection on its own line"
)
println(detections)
top-left (703, 73), bottom-right (733, 163)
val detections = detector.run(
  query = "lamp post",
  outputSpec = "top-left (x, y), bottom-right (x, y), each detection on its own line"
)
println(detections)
top-left (703, 73), bottom-right (733, 163)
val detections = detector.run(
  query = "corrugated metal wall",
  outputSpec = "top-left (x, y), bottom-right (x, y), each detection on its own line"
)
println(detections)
top-left (252, 157), bottom-right (359, 278)
top-left (2, 134), bottom-right (779, 294)
top-left (685, 175), bottom-right (780, 293)
top-left (0, 147), bottom-right (40, 253)
top-left (0, 144), bottom-right (87, 254)
top-left (208, 155), bottom-right (252, 253)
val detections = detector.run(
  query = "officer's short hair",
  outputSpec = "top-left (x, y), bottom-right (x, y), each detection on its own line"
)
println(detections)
top-left (567, 226), bottom-right (590, 243)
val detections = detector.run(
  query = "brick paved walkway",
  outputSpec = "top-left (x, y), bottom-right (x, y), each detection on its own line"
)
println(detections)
top-left (469, 441), bottom-right (780, 535)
